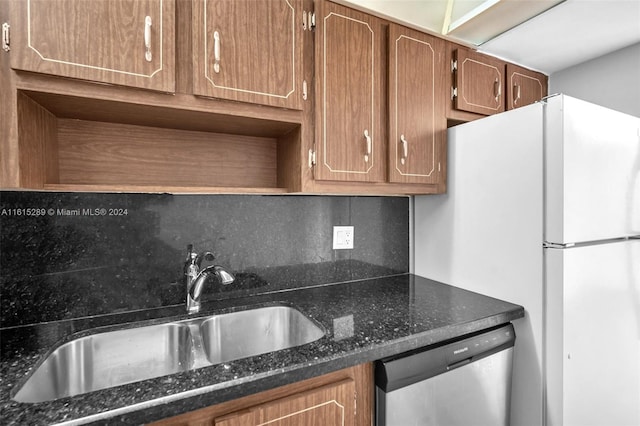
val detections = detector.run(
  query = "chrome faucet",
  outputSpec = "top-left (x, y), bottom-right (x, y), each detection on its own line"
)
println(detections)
top-left (184, 244), bottom-right (235, 314)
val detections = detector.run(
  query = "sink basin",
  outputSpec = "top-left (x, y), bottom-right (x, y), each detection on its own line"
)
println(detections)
top-left (12, 305), bottom-right (324, 403)
top-left (200, 305), bottom-right (325, 364)
top-left (12, 322), bottom-right (193, 403)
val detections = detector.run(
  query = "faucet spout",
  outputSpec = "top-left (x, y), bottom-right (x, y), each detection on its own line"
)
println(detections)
top-left (211, 265), bottom-right (235, 285)
top-left (184, 245), bottom-right (235, 314)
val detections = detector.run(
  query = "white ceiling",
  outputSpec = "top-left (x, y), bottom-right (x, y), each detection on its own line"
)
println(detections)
top-left (480, 0), bottom-right (640, 74)
top-left (341, 0), bottom-right (640, 75)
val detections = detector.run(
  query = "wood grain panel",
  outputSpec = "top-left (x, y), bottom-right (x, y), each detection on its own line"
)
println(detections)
top-left (16, 92), bottom-right (58, 188)
top-left (176, 0), bottom-right (194, 94)
top-left (388, 24), bottom-right (446, 186)
top-left (56, 119), bottom-right (279, 188)
top-left (215, 379), bottom-right (355, 426)
top-left (314, 1), bottom-right (385, 183)
top-left (148, 363), bottom-right (373, 426)
top-left (277, 126), bottom-right (303, 192)
top-left (15, 70), bottom-right (303, 128)
top-left (43, 184), bottom-right (289, 194)
top-left (506, 63), bottom-right (548, 110)
top-left (305, 179), bottom-right (445, 195)
top-left (10, 0), bottom-right (175, 92)
top-left (193, 0), bottom-right (303, 109)
top-left (298, 0), bottom-right (317, 193)
top-left (0, 1), bottom-right (20, 188)
top-left (453, 48), bottom-right (505, 116)
top-left (21, 90), bottom-right (300, 138)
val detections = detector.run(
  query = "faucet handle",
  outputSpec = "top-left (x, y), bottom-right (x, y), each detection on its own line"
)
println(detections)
top-left (197, 251), bottom-right (215, 267)
top-left (185, 245), bottom-right (215, 267)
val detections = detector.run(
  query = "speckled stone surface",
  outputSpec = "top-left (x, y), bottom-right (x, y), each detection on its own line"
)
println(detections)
top-left (0, 274), bottom-right (524, 425)
top-left (0, 192), bottom-right (523, 424)
top-left (1, 191), bottom-right (409, 327)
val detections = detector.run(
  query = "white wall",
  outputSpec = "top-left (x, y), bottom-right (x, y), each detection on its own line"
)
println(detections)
top-left (550, 42), bottom-right (640, 117)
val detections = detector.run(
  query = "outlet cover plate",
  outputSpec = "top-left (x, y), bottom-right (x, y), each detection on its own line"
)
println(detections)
top-left (333, 226), bottom-right (354, 250)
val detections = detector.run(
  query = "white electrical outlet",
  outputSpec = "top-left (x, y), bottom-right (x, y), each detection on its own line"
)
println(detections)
top-left (333, 226), bottom-right (354, 250)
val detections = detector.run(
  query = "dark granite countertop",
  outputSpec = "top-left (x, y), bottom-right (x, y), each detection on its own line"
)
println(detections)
top-left (0, 274), bottom-right (524, 425)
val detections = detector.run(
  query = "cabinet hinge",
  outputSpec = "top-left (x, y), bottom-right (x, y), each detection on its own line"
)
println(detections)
top-left (2, 23), bottom-right (10, 52)
top-left (451, 87), bottom-right (458, 100)
top-left (451, 59), bottom-right (457, 72)
top-left (303, 11), bottom-right (316, 31)
top-left (308, 149), bottom-right (316, 168)
top-left (302, 79), bottom-right (308, 101)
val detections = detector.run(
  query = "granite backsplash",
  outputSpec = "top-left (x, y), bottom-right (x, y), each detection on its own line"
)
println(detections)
top-left (0, 191), bottom-right (409, 328)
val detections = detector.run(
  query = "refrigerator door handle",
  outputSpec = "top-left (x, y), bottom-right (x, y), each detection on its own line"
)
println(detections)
top-left (543, 242), bottom-right (574, 249)
top-left (544, 236), bottom-right (639, 249)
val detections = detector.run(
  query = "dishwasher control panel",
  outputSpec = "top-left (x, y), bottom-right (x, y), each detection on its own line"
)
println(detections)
top-left (375, 323), bottom-right (515, 392)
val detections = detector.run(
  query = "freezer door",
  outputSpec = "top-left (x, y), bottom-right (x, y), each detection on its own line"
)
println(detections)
top-left (545, 239), bottom-right (640, 426)
top-left (545, 95), bottom-right (640, 244)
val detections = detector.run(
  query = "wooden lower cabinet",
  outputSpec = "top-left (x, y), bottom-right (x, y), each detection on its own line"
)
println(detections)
top-left (215, 379), bottom-right (354, 426)
top-left (148, 363), bottom-right (373, 426)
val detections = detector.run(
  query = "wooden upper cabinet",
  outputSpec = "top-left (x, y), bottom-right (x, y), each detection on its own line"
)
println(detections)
top-left (388, 24), bottom-right (446, 185)
top-left (452, 48), bottom-right (505, 116)
top-left (314, 1), bottom-right (385, 183)
top-left (215, 379), bottom-right (356, 426)
top-left (506, 63), bottom-right (548, 110)
top-left (192, 0), bottom-right (303, 110)
top-left (9, 0), bottom-right (175, 92)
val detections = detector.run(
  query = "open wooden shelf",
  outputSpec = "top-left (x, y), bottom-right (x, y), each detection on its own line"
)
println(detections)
top-left (14, 82), bottom-right (305, 193)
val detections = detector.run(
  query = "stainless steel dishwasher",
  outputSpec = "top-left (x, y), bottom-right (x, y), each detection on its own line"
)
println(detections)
top-left (375, 323), bottom-right (515, 426)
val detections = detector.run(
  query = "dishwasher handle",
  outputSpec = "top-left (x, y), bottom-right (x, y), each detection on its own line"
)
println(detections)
top-left (447, 357), bottom-right (472, 370)
top-left (376, 323), bottom-right (515, 393)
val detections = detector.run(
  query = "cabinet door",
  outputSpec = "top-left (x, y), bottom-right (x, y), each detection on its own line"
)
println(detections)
top-left (9, 0), bottom-right (175, 92)
top-left (192, 0), bottom-right (303, 110)
top-left (506, 64), bottom-right (548, 110)
top-left (314, 1), bottom-right (385, 183)
top-left (388, 25), bottom-right (446, 185)
top-left (452, 48), bottom-right (505, 116)
top-left (214, 378), bottom-right (356, 426)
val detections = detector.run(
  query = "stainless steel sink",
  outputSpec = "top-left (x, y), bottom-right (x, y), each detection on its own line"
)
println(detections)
top-left (12, 305), bottom-right (324, 403)
top-left (200, 305), bottom-right (325, 364)
top-left (12, 322), bottom-right (193, 403)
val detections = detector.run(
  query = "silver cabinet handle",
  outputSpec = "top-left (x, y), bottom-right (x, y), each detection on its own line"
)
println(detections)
top-left (513, 84), bottom-right (521, 105)
top-left (400, 134), bottom-right (408, 165)
top-left (213, 31), bottom-right (221, 73)
top-left (494, 78), bottom-right (502, 102)
top-left (364, 130), bottom-right (372, 163)
top-left (144, 16), bottom-right (152, 62)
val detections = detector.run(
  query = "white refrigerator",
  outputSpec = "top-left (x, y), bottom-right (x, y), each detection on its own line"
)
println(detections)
top-left (414, 94), bottom-right (640, 426)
